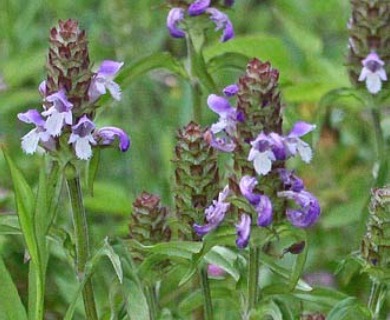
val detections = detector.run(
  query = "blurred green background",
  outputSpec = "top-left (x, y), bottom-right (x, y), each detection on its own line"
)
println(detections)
top-left (0, 0), bottom-right (386, 317)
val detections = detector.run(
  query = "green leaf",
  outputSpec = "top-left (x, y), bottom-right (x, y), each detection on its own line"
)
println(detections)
top-left (250, 299), bottom-right (283, 320)
top-left (207, 52), bottom-right (249, 74)
top-left (204, 246), bottom-right (240, 282)
top-left (327, 297), bottom-right (371, 320)
top-left (0, 214), bottom-right (21, 234)
top-left (0, 256), bottom-right (28, 320)
top-left (123, 278), bottom-right (150, 320)
top-left (117, 52), bottom-right (188, 87)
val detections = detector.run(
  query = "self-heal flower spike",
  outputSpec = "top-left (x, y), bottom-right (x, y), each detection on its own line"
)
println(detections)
top-left (18, 109), bottom-right (50, 154)
top-left (95, 127), bottom-right (130, 152)
top-left (206, 8), bottom-right (234, 42)
top-left (188, 0), bottom-right (211, 16)
top-left (68, 115), bottom-right (96, 160)
top-left (358, 52), bottom-right (387, 94)
top-left (166, 8), bottom-right (186, 38)
top-left (193, 185), bottom-right (230, 236)
top-left (236, 214), bottom-right (251, 249)
top-left (89, 60), bottom-right (124, 101)
top-left (278, 190), bottom-right (321, 228)
top-left (42, 90), bottom-right (73, 137)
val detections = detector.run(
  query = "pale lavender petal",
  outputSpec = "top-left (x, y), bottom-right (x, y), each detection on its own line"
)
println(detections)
top-left (239, 175), bottom-right (261, 205)
top-left (38, 80), bottom-right (46, 97)
top-left (95, 126), bottom-right (131, 152)
top-left (167, 8), bottom-right (186, 38)
top-left (18, 109), bottom-right (45, 127)
top-left (97, 60), bottom-right (124, 78)
top-left (256, 195), bottom-right (273, 227)
top-left (207, 94), bottom-right (232, 114)
top-left (71, 115), bottom-right (95, 138)
top-left (236, 214), bottom-right (251, 248)
top-left (223, 84), bottom-right (239, 97)
top-left (45, 90), bottom-right (73, 112)
top-left (206, 8), bottom-right (234, 42)
top-left (288, 121), bottom-right (316, 138)
top-left (188, 0), bottom-right (211, 16)
top-left (278, 169), bottom-right (304, 192)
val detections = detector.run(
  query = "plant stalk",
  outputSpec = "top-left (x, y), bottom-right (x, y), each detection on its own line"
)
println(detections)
top-left (66, 168), bottom-right (98, 320)
top-left (371, 106), bottom-right (387, 187)
top-left (368, 281), bottom-right (387, 319)
top-left (146, 284), bottom-right (158, 320)
top-left (200, 265), bottom-right (214, 320)
top-left (248, 246), bottom-right (260, 313)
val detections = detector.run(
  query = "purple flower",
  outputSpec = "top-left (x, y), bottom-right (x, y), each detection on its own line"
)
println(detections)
top-left (68, 115), bottom-right (96, 160)
top-left (89, 60), bottom-right (124, 101)
top-left (359, 52), bottom-right (387, 94)
top-left (278, 190), bottom-right (321, 228)
top-left (207, 264), bottom-right (225, 277)
top-left (285, 121), bottom-right (316, 163)
top-left (248, 132), bottom-right (285, 175)
top-left (95, 126), bottom-right (130, 152)
top-left (166, 8), bottom-right (186, 38)
top-left (42, 90), bottom-right (73, 137)
top-left (206, 8), bottom-right (234, 42)
top-left (278, 169), bottom-right (304, 193)
top-left (207, 94), bottom-right (240, 135)
top-left (239, 176), bottom-right (273, 227)
top-left (239, 175), bottom-right (261, 205)
top-left (223, 84), bottom-right (239, 97)
top-left (18, 109), bottom-right (50, 154)
top-left (255, 194), bottom-right (273, 227)
top-left (193, 185), bottom-right (230, 236)
top-left (38, 80), bottom-right (46, 97)
top-left (188, 0), bottom-right (211, 16)
top-left (236, 214), bottom-right (251, 248)
top-left (205, 130), bottom-right (236, 152)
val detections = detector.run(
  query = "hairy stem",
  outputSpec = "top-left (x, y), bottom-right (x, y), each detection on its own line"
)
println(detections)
top-left (66, 166), bottom-right (98, 320)
top-left (200, 265), bottom-right (214, 320)
top-left (248, 246), bottom-right (260, 313)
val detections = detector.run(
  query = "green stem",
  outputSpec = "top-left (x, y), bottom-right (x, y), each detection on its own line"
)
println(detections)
top-left (368, 281), bottom-right (387, 319)
top-left (371, 107), bottom-right (387, 187)
top-left (200, 265), bottom-right (213, 320)
top-left (146, 284), bottom-right (158, 320)
top-left (66, 166), bottom-right (98, 320)
top-left (248, 246), bottom-right (260, 313)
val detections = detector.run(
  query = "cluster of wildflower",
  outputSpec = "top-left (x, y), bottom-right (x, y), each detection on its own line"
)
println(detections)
top-left (18, 20), bottom-right (130, 161)
top-left (347, 0), bottom-right (390, 94)
top-left (194, 59), bottom-right (321, 249)
top-left (166, 0), bottom-right (235, 42)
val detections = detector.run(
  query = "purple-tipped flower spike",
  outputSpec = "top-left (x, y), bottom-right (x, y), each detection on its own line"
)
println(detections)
top-left (285, 121), bottom-right (316, 163)
top-left (188, 0), bottom-right (211, 16)
top-left (68, 115), bottom-right (96, 160)
top-left (42, 90), bottom-right (73, 137)
top-left (278, 169), bottom-right (305, 193)
top-left (18, 109), bottom-right (50, 154)
top-left (236, 214), bottom-right (251, 248)
top-left (95, 126), bottom-right (130, 152)
top-left (89, 60), bottom-right (124, 101)
top-left (239, 175), bottom-right (261, 205)
top-left (358, 52), bottom-right (387, 95)
top-left (255, 194), bottom-right (273, 227)
top-left (166, 8), bottom-right (186, 39)
top-left (278, 190), bottom-right (321, 228)
top-left (193, 185), bottom-right (230, 236)
top-left (206, 8), bottom-right (234, 42)
top-left (223, 84), bottom-right (239, 97)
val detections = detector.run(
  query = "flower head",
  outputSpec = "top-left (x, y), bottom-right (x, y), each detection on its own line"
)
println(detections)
top-left (207, 94), bottom-right (241, 135)
top-left (358, 52), bottom-right (387, 94)
top-left (18, 109), bottom-right (50, 154)
top-left (206, 8), bottom-right (234, 42)
top-left (42, 90), bottom-right (73, 137)
top-left (188, 0), bottom-right (211, 16)
top-left (278, 169), bottom-right (304, 193)
top-left (285, 121), bottom-right (316, 163)
top-left (236, 214), bottom-right (251, 248)
top-left (278, 190), bottom-right (321, 228)
top-left (193, 185), bottom-right (230, 236)
top-left (68, 115), bottom-right (96, 160)
top-left (223, 84), bottom-right (239, 97)
top-left (167, 8), bottom-right (186, 38)
top-left (89, 60), bottom-right (124, 101)
top-left (95, 126), bottom-right (130, 152)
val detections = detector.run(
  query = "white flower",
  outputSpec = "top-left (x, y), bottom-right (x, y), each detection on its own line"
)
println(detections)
top-left (358, 52), bottom-right (387, 94)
